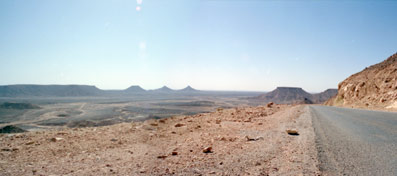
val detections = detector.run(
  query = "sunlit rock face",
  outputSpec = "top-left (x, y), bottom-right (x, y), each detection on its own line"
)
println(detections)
top-left (326, 53), bottom-right (397, 110)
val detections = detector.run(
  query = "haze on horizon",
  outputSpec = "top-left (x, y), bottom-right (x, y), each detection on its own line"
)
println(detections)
top-left (0, 0), bottom-right (396, 92)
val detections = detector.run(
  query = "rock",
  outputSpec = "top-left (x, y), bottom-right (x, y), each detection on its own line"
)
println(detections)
top-left (150, 123), bottom-right (158, 126)
top-left (286, 129), bottom-right (299, 136)
top-left (159, 119), bottom-right (166, 123)
top-left (267, 102), bottom-right (274, 108)
top-left (174, 123), bottom-right (185, 127)
top-left (171, 151), bottom-right (178, 156)
top-left (245, 136), bottom-right (264, 141)
top-left (110, 138), bottom-right (118, 142)
top-left (50, 137), bottom-right (64, 142)
top-left (1, 148), bottom-right (11, 152)
top-left (25, 141), bottom-right (35, 145)
top-left (203, 147), bottom-right (213, 153)
top-left (157, 155), bottom-right (167, 159)
top-left (215, 119), bottom-right (221, 124)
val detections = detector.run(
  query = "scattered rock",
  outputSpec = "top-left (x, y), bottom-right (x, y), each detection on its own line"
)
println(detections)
top-left (203, 147), bottom-right (213, 153)
top-left (245, 136), bottom-right (264, 141)
top-left (56, 132), bottom-right (68, 135)
top-left (1, 148), bottom-right (11, 152)
top-left (174, 123), bottom-right (185, 127)
top-left (25, 141), bottom-right (35, 145)
top-left (171, 151), bottom-right (178, 156)
top-left (267, 102), bottom-right (274, 108)
top-left (286, 129), bottom-right (299, 136)
top-left (159, 119), bottom-right (166, 123)
top-left (110, 138), bottom-right (118, 142)
top-left (150, 123), bottom-right (158, 126)
top-left (215, 119), bottom-right (221, 124)
top-left (50, 137), bottom-right (64, 142)
top-left (157, 155), bottom-right (167, 159)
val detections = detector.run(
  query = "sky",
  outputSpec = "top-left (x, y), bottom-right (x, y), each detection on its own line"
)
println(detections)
top-left (0, 0), bottom-right (396, 92)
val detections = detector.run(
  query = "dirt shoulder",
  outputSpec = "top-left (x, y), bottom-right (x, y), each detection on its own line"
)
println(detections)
top-left (0, 105), bottom-right (320, 175)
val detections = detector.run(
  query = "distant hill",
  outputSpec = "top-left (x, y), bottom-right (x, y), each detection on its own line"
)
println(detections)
top-left (178, 86), bottom-right (198, 92)
top-left (312, 89), bottom-right (338, 104)
top-left (152, 86), bottom-right (174, 92)
top-left (251, 87), bottom-right (337, 104)
top-left (0, 85), bottom-right (103, 97)
top-left (124, 85), bottom-right (146, 93)
top-left (326, 53), bottom-right (397, 110)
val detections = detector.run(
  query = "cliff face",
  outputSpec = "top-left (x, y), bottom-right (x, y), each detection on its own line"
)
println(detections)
top-left (326, 53), bottom-right (397, 110)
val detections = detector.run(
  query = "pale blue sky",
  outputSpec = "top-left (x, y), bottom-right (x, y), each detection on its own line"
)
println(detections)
top-left (0, 0), bottom-right (396, 92)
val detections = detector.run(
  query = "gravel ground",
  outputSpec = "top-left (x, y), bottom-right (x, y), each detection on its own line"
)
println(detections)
top-left (0, 105), bottom-right (320, 175)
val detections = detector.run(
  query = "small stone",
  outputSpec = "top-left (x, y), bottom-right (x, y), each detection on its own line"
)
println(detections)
top-left (159, 119), bottom-right (166, 123)
top-left (203, 147), bottom-right (213, 153)
top-left (110, 138), bottom-right (118, 142)
top-left (174, 123), bottom-right (185, 127)
top-left (286, 129), bottom-right (299, 136)
top-left (150, 123), bottom-right (158, 126)
top-left (157, 155), bottom-right (167, 159)
top-left (171, 151), bottom-right (178, 155)
top-left (215, 119), bottom-right (221, 124)
top-left (25, 141), bottom-right (34, 145)
top-left (267, 102), bottom-right (274, 108)
top-left (50, 137), bottom-right (63, 142)
top-left (1, 148), bottom-right (11, 152)
top-left (106, 164), bottom-right (112, 167)
top-left (245, 136), bottom-right (264, 141)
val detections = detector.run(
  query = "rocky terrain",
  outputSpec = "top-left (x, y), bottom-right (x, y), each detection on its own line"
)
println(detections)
top-left (251, 87), bottom-right (337, 104)
top-left (0, 105), bottom-right (320, 175)
top-left (326, 53), bottom-right (397, 110)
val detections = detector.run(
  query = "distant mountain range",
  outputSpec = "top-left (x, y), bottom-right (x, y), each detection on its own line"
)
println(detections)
top-left (250, 87), bottom-right (337, 104)
top-left (0, 84), bottom-right (200, 97)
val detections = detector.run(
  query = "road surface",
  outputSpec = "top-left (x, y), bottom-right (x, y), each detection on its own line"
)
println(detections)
top-left (309, 105), bottom-right (396, 176)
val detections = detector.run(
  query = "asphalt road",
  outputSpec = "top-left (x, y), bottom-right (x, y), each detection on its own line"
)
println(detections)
top-left (309, 105), bottom-right (397, 176)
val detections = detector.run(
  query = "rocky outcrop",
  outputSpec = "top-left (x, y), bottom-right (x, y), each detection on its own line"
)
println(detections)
top-left (326, 53), bottom-right (397, 110)
top-left (252, 87), bottom-right (337, 104)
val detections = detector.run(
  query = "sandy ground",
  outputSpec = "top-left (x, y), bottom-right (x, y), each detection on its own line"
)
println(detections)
top-left (0, 104), bottom-right (320, 175)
